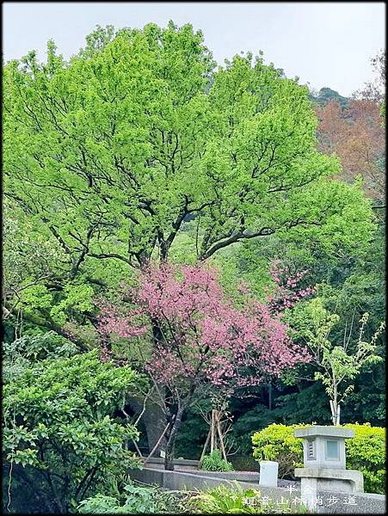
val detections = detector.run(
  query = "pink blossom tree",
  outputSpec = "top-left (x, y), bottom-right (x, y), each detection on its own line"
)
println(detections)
top-left (98, 263), bottom-right (311, 470)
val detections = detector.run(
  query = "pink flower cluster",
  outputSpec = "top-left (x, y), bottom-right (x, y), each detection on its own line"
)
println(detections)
top-left (98, 263), bottom-right (311, 394)
top-left (267, 260), bottom-right (315, 314)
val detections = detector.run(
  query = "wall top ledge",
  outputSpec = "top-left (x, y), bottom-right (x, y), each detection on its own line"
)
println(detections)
top-left (294, 426), bottom-right (354, 438)
top-left (295, 468), bottom-right (362, 480)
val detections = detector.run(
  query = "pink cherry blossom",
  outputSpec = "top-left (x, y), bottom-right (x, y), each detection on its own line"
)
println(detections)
top-left (97, 262), bottom-right (311, 395)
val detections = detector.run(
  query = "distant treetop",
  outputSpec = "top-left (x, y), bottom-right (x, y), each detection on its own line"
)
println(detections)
top-left (310, 87), bottom-right (349, 108)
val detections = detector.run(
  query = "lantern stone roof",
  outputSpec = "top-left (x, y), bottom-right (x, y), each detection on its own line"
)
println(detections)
top-left (294, 426), bottom-right (354, 439)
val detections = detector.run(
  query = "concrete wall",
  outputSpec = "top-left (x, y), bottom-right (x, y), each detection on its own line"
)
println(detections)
top-left (145, 457), bottom-right (199, 467)
top-left (315, 490), bottom-right (386, 514)
top-left (130, 467), bottom-right (296, 502)
top-left (130, 466), bottom-right (386, 514)
top-left (143, 462), bottom-right (260, 482)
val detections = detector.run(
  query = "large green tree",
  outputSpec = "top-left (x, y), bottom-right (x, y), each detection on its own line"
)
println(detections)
top-left (4, 23), bottom-right (373, 275)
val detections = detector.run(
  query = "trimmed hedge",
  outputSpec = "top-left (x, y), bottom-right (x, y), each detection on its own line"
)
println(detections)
top-left (252, 424), bottom-right (306, 479)
top-left (344, 423), bottom-right (385, 495)
top-left (252, 423), bottom-right (385, 494)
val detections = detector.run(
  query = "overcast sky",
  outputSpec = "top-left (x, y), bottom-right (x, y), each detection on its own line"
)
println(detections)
top-left (3, 2), bottom-right (385, 96)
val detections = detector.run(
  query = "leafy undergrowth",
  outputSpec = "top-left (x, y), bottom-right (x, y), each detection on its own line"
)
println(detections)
top-left (78, 481), bottom-right (193, 513)
top-left (78, 480), bottom-right (308, 514)
top-left (200, 449), bottom-right (234, 472)
top-left (187, 482), bottom-right (308, 514)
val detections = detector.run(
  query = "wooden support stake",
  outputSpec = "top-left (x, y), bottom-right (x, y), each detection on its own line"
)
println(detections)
top-left (132, 439), bottom-right (143, 458)
top-left (216, 413), bottom-right (227, 462)
top-left (210, 410), bottom-right (215, 454)
top-left (199, 428), bottom-right (211, 466)
top-left (144, 422), bottom-right (170, 465)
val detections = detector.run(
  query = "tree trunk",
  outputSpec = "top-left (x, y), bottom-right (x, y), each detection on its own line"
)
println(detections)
top-left (164, 406), bottom-right (185, 471)
top-left (330, 385), bottom-right (340, 425)
top-left (216, 411), bottom-right (227, 461)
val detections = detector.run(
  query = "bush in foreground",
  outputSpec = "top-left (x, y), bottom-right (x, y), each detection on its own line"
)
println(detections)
top-left (3, 337), bottom-right (144, 513)
top-left (78, 481), bottom-right (190, 513)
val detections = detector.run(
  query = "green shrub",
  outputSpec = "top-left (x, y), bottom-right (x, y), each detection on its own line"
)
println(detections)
top-left (200, 449), bottom-right (234, 472)
top-left (230, 455), bottom-right (260, 472)
top-left (78, 494), bottom-right (122, 513)
top-left (251, 423), bottom-right (385, 493)
top-left (344, 423), bottom-right (385, 494)
top-left (252, 424), bottom-right (306, 478)
top-left (3, 345), bottom-right (144, 513)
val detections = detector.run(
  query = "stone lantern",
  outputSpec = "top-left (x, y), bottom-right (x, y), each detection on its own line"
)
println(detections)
top-left (294, 426), bottom-right (363, 510)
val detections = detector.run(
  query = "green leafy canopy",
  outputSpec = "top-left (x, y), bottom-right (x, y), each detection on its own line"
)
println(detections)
top-left (4, 22), bottom-right (374, 277)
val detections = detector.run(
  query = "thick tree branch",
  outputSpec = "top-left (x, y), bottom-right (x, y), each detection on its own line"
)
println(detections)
top-left (199, 227), bottom-right (275, 260)
top-left (88, 252), bottom-right (132, 265)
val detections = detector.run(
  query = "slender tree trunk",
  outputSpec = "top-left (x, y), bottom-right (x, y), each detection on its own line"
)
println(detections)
top-left (199, 428), bottom-right (211, 466)
top-left (216, 411), bottom-right (227, 461)
top-left (164, 406), bottom-right (185, 471)
top-left (334, 385), bottom-right (340, 425)
top-left (330, 385), bottom-right (339, 425)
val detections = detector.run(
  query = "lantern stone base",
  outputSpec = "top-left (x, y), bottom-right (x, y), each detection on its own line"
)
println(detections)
top-left (295, 467), bottom-right (364, 493)
top-left (295, 467), bottom-right (364, 510)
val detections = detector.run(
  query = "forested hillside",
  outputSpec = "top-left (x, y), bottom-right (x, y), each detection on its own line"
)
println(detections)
top-left (2, 23), bottom-right (385, 513)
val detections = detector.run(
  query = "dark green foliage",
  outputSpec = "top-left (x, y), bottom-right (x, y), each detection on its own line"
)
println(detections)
top-left (229, 455), bottom-right (260, 472)
top-left (175, 407), bottom-right (209, 459)
top-left (3, 335), bottom-right (145, 513)
top-left (274, 383), bottom-right (332, 425)
top-left (231, 403), bottom-right (283, 455)
top-left (310, 87), bottom-right (349, 108)
top-left (343, 366), bottom-right (385, 425)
